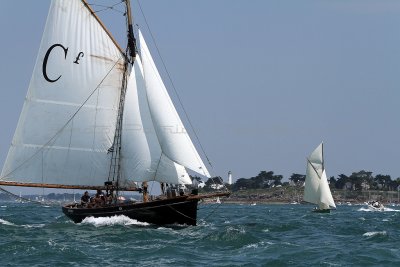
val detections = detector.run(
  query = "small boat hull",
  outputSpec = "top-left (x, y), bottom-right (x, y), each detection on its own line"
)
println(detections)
top-left (62, 196), bottom-right (198, 226)
top-left (312, 208), bottom-right (331, 213)
top-left (367, 205), bottom-right (385, 212)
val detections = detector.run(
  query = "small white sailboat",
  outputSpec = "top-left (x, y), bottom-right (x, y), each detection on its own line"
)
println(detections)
top-left (303, 143), bottom-right (336, 213)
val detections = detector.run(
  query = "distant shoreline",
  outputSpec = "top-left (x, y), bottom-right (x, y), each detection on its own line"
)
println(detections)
top-left (204, 187), bottom-right (400, 205)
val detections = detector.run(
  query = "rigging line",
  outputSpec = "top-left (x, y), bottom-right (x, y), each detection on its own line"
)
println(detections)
top-left (1, 57), bottom-right (124, 180)
top-left (0, 186), bottom-right (46, 205)
top-left (307, 158), bottom-right (322, 180)
top-left (136, 0), bottom-right (214, 171)
top-left (88, 1), bottom-right (125, 14)
top-left (167, 205), bottom-right (196, 222)
top-left (201, 200), bottom-right (223, 222)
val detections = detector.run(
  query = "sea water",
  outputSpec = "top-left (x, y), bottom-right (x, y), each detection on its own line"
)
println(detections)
top-left (1, 202), bottom-right (400, 266)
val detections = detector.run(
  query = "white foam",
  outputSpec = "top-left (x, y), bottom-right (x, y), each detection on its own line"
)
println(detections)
top-left (363, 231), bottom-right (387, 237)
top-left (382, 207), bottom-right (399, 212)
top-left (358, 208), bottom-right (372, 212)
top-left (0, 218), bottom-right (15, 226)
top-left (358, 207), bottom-right (400, 212)
top-left (0, 218), bottom-right (46, 228)
top-left (22, 224), bottom-right (46, 228)
top-left (80, 215), bottom-right (149, 227)
top-left (1, 205), bottom-right (7, 208)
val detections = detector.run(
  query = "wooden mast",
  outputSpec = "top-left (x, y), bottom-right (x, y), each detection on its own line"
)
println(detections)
top-left (125, 0), bottom-right (137, 62)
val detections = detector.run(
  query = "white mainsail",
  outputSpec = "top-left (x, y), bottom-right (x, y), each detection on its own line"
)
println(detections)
top-left (1, 0), bottom-right (124, 186)
top-left (138, 30), bottom-right (211, 178)
top-left (304, 143), bottom-right (336, 209)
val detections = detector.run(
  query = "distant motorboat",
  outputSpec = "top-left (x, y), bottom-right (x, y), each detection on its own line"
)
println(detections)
top-left (303, 142), bottom-right (336, 213)
top-left (367, 201), bottom-right (385, 211)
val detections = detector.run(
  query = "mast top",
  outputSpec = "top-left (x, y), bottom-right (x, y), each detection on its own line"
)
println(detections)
top-left (125, 0), bottom-right (137, 62)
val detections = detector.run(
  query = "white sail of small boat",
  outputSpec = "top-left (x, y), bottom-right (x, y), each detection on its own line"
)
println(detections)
top-left (0, 0), bottom-right (228, 225)
top-left (304, 143), bottom-right (336, 212)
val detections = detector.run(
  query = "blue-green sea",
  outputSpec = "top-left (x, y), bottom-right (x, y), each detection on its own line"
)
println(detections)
top-left (1, 201), bottom-right (400, 266)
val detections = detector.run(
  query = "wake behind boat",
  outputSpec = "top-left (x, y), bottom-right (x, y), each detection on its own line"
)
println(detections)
top-left (303, 142), bottom-right (336, 213)
top-left (0, 0), bottom-right (229, 226)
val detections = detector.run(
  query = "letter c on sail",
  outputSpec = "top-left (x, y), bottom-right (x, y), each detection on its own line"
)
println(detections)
top-left (42, 44), bottom-right (68, 83)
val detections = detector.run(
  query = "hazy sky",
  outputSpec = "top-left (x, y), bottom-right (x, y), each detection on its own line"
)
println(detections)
top-left (1, 0), bottom-right (400, 194)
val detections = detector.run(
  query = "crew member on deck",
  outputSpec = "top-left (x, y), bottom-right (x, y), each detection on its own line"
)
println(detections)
top-left (142, 182), bottom-right (149, 202)
top-left (95, 189), bottom-right (106, 206)
top-left (81, 191), bottom-right (90, 206)
top-left (191, 178), bottom-right (199, 195)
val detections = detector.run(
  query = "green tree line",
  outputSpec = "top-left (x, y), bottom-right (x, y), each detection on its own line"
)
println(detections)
top-left (204, 170), bottom-right (400, 192)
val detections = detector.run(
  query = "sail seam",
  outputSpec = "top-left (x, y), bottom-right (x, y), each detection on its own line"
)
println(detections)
top-left (10, 143), bottom-right (107, 153)
top-left (29, 98), bottom-right (116, 111)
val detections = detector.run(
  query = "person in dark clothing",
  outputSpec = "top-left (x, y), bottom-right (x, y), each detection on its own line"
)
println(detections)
top-left (191, 178), bottom-right (199, 195)
top-left (81, 191), bottom-right (90, 206)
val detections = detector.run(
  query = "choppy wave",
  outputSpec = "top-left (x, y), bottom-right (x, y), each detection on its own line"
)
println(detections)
top-left (0, 218), bottom-right (15, 226)
top-left (363, 231), bottom-right (387, 237)
top-left (80, 215), bottom-right (149, 227)
top-left (1, 203), bottom-right (400, 266)
top-left (0, 218), bottom-right (46, 229)
top-left (358, 207), bottom-right (400, 212)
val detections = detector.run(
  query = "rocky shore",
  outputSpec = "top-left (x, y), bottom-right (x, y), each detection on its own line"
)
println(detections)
top-left (214, 187), bottom-right (400, 205)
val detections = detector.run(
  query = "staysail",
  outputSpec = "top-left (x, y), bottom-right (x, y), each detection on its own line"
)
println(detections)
top-left (1, 0), bottom-right (125, 187)
top-left (120, 57), bottom-right (191, 185)
top-left (138, 30), bottom-right (210, 178)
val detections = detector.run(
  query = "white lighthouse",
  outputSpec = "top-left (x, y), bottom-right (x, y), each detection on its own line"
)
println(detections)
top-left (228, 171), bottom-right (232, 185)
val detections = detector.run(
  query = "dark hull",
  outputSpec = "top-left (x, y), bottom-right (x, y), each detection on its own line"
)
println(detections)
top-left (312, 208), bottom-right (331, 213)
top-left (62, 196), bottom-right (198, 226)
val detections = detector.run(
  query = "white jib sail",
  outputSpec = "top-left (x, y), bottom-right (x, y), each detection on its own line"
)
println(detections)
top-left (120, 57), bottom-right (191, 185)
top-left (318, 170), bottom-right (336, 209)
top-left (1, 0), bottom-right (124, 186)
top-left (138, 30), bottom-right (210, 178)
